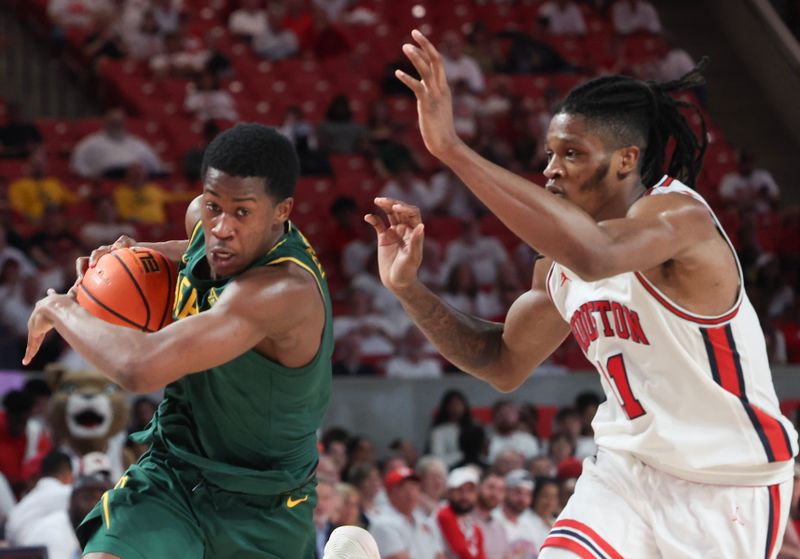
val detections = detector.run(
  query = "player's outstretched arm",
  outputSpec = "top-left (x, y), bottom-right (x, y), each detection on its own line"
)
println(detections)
top-left (396, 30), bottom-right (712, 280)
top-left (366, 199), bottom-right (569, 392)
top-left (25, 263), bottom-right (322, 392)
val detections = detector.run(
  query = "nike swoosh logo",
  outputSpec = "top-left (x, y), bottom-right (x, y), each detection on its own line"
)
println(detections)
top-left (287, 495), bottom-right (309, 508)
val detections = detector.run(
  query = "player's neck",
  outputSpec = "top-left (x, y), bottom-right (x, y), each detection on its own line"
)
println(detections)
top-left (592, 181), bottom-right (647, 222)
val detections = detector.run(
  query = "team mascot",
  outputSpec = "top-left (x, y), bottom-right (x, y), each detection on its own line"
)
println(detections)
top-left (45, 364), bottom-right (134, 480)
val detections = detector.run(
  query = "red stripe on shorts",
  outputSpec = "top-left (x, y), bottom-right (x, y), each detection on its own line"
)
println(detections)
top-left (541, 536), bottom-right (599, 559)
top-left (553, 519), bottom-right (624, 559)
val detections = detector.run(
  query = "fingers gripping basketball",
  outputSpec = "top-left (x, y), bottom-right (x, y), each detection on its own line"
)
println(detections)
top-left (76, 247), bottom-right (177, 332)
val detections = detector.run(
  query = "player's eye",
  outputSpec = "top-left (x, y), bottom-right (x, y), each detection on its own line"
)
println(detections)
top-left (205, 202), bottom-right (220, 213)
top-left (545, 151), bottom-right (554, 162)
top-left (565, 149), bottom-right (578, 158)
top-left (236, 208), bottom-right (250, 218)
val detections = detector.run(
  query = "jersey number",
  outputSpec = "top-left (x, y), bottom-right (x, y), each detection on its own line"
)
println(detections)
top-left (602, 353), bottom-right (646, 420)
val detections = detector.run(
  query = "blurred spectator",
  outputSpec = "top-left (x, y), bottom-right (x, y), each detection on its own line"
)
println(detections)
top-left (559, 477), bottom-right (577, 510)
top-left (79, 197), bottom-right (137, 249)
top-left (453, 424), bottom-right (490, 472)
top-left (9, 148), bottom-right (77, 222)
top-left (28, 205), bottom-right (81, 284)
top-left (318, 95), bottom-right (368, 154)
top-left (440, 31), bottom-right (485, 94)
top-left (552, 407), bottom-right (596, 459)
top-left (380, 161), bottom-right (441, 215)
top-left (529, 477), bottom-right (560, 545)
top-left (491, 449), bottom-right (525, 477)
top-left (278, 0), bottom-right (315, 52)
top-left (0, 390), bottom-right (47, 492)
top-left (182, 120), bottom-right (220, 182)
top-left (124, 10), bottom-right (166, 61)
top-left (501, 20), bottom-right (574, 74)
top-left (83, 9), bottom-right (127, 66)
top-left (416, 456), bottom-right (448, 517)
top-left (437, 466), bottom-right (485, 559)
top-left (71, 108), bottom-right (164, 179)
top-left (493, 470), bottom-right (540, 556)
top-left (252, 13), bottom-right (301, 60)
top-left (389, 439), bottom-right (419, 470)
top-left (347, 462), bottom-right (384, 521)
top-left (322, 427), bottom-right (351, 478)
top-left (0, 102), bottom-right (43, 159)
top-left (757, 256), bottom-right (796, 318)
top-left (0, 257), bottom-right (38, 343)
top-left (0, 470), bottom-right (14, 528)
top-left (574, 391), bottom-right (600, 438)
top-left (333, 482), bottom-right (368, 529)
top-left (129, 396), bottom-right (157, 435)
top-left (150, 32), bottom-right (210, 78)
top-left (332, 331), bottom-right (379, 375)
top-left (611, 0), bottom-right (663, 34)
top-left (113, 163), bottom-right (193, 225)
top-left (369, 466), bottom-right (446, 559)
top-left (441, 263), bottom-right (504, 320)
top-left (465, 22), bottom-right (504, 76)
top-left (312, 0), bottom-right (355, 22)
top-left (204, 29), bottom-right (233, 79)
top-left (152, 0), bottom-right (184, 34)
top-left (418, 238), bottom-right (448, 292)
top-left (184, 71), bottom-right (239, 122)
top-left (528, 454), bottom-right (556, 478)
top-left (333, 288), bottom-right (399, 356)
top-left (444, 221), bottom-right (511, 286)
top-left (429, 390), bottom-right (474, 468)
top-left (548, 432), bottom-right (576, 465)
top-left (367, 99), bottom-right (417, 177)
top-left (327, 195), bottom-right (360, 263)
top-left (451, 80), bottom-right (481, 143)
top-left (279, 106), bottom-right (330, 176)
top-left (488, 401), bottom-right (541, 463)
top-left (315, 478), bottom-right (338, 558)
top-left (764, 318), bottom-right (789, 365)
top-left (517, 403), bottom-right (539, 440)
top-left (23, 379), bottom-right (52, 439)
top-left (538, 0), bottom-right (587, 35)
top-left (471, 472), bottom-right (510, 559)
top-left (310, 8), bottom-right (352, 59)
top-left (348, 436), bottom-right (377, 472)
top-left (719, 151), bottom-right (780, 214)
top-left (228, 0), bottom-right (270, 41)
top-left (6, 450), bottom-right (73, 549)
top-left (48, 0), bottom-right (112, 31)
top-left (385, 327), bottom-right (444, 379)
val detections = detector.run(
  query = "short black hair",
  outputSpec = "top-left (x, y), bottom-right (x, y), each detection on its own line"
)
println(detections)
top-left (201, 123), bottom-right (299, 201)
top-left (40, 450), bottom-right (72, 478)
top-left (3, 390), bottom-right (33, 417)
top-left (557, 58), bottom-right (709, 188)
top-left (24, 378), bottom-right (52, 398)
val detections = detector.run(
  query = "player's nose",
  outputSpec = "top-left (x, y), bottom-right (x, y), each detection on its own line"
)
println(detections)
top-left (211, 215), bottom-right (235, 239)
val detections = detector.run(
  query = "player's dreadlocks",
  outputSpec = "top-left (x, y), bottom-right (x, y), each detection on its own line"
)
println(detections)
top-left (558, 58), bottom-right (709, 188)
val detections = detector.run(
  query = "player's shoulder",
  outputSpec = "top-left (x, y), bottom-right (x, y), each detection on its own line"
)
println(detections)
top-left (627, 182), bottom-right (710, 220)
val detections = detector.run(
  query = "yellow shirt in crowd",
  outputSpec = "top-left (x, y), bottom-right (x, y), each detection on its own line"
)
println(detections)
top-left (9, 177), bottom-right (78, 220)
top-left (113, 183), bottom-right (195, 225)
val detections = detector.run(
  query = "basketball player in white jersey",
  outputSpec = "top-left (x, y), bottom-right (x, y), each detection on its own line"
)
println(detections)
top-left (366, 30), bottom-right (799, 558)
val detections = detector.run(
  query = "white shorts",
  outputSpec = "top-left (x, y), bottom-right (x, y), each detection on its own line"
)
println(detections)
top-left (539, 448), bottom-right (792, 559)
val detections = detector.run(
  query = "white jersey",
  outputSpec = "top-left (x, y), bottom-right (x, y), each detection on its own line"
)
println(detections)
top-left (546, 175), bottom-right (798, 486)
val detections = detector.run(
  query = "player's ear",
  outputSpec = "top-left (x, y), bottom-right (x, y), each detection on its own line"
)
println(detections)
top-left (615, 145), bottom-right (640, 179)
top-left (274, 196), bottom-right (294, 224)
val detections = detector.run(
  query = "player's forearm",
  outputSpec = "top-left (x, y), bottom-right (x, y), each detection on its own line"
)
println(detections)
top-left (393, 280), bottom-right (506, 387)
top-left (440, 143), bottom-right (606, 275)
top-left (45, 300), bottom-right (149, 391)
top-left (135, 239), bottom-right (189, 265)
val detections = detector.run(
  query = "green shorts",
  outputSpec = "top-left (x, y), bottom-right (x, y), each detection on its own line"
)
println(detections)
top-left (77, 450), bottom-right (317, 559)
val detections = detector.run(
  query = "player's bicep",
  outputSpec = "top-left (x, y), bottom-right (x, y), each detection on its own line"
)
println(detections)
top-left (494, 258), bottom-right (570, 391)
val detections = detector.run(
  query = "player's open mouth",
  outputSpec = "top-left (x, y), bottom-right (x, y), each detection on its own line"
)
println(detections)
top-left (545, 181), bottom-right (565, 197)
top-left (210, 249), bottom-right (235, 263)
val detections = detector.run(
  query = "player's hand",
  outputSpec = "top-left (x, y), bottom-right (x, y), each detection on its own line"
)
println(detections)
top-left (396, 29), bottom-right (463, 160)
top-left (23, 289), bottom-right (73, 366)
top-left (71, 235), bottom-right (137, 295)
top-left (365, 198), bottom-right (425, 294)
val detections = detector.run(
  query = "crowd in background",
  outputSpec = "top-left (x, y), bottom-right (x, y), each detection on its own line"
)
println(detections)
top-left (0, 0), bottom-right (798, 373)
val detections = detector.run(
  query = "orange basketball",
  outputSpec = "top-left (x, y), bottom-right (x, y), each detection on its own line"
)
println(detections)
top-left (76, 247), bottom-right (178, 332)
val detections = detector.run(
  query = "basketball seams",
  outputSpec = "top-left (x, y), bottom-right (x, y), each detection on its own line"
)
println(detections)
top-left (78, 284), bottom-right (152, 332)
top-left (112, 252), bottom-right (152, 330)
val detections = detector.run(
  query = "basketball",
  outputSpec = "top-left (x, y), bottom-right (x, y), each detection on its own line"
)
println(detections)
top-left (76, 247), bottom-right (178, 332)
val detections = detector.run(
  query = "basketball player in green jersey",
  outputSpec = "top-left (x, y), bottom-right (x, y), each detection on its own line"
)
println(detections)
top-left (23, 124), bottom-right (333, 558)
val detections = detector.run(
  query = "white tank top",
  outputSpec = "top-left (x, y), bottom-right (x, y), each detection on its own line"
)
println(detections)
top-left (546, 176), bottom-right (798, 485)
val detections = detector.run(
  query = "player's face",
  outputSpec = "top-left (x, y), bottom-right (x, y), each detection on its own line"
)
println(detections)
top-left (543, 113), bottom-right (618, 219)
top-left (201, 169), bottom-right (293, 278)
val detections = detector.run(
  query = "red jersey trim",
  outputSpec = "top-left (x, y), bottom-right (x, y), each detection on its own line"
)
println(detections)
top-left (545, 260), bottom-right (556, 302)
top-left (634, 271), bottom-right (741, 325)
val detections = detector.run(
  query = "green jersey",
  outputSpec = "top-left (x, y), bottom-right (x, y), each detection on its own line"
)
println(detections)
top-left (132, 221), bottom-right (333, 496)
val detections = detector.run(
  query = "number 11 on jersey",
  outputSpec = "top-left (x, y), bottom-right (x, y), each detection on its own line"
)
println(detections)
top-left (597, 353), bottom-right (647, 420)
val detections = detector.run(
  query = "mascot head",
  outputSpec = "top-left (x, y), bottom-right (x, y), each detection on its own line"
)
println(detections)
top-left (46, 365), bottom-right (129, 455)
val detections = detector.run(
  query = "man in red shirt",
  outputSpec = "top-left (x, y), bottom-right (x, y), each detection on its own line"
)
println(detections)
top-left (437, 466), bottom-right (485, 559)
